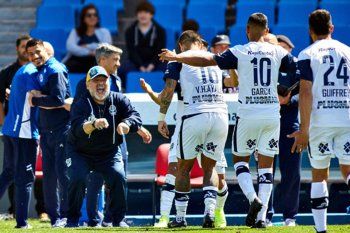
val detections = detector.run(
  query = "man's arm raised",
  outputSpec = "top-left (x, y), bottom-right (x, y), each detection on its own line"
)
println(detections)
top-left (159, 49), bottom-right (217, 67)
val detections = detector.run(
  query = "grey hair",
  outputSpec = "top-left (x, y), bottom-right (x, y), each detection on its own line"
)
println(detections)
top-left (95, 43), bottom-right (123, 63)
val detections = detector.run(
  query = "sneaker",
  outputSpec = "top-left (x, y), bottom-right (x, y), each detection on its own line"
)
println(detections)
top-left (314, 227), bottom-right (327, 233)
top-left (214, 208), bottom-right (226, 228)
top-left (202, 213), bottom-right (215, 228)
top-left (119, 219), bottom-right (129, 228)
top-left (265, 219), bottom-right (273, 227)
top-left (168, 217), bottom-right (187, 228)
top-left (154, 215), bottom-right (169, 228)
top-left (52, 218), bottom-right (67, 228)
top-left (252, 220), bottom-right (266, 228)
top-left (284, 218), bottom-right (296, 227)
top-left (245, 198), bottom-right (263, 227)
top-left (39, 213), bottom-right (50, 222)
top-left (65, 222), bottom-right (79, 228)
top-left (15, 224), bottom-right (32, 229)
top-left (0, 213), bottom-right (14, 221)
top-left (102, 221), bottom-right (112, 228)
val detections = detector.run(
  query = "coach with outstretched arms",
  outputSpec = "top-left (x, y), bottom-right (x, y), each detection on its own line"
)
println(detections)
top-left (66, 66), bottom-right (145, 228)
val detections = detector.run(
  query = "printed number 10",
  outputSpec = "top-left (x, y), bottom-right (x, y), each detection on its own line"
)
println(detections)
top-left (251, 57), bottom-right (272, 86)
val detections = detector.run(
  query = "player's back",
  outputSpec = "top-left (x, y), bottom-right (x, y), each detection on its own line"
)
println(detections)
top-left (298, 39), bottom-right (350, 127)
top-left (180, 50), bottom-right (227, 115)
top-left (233, 42), bottom-right (291, 119)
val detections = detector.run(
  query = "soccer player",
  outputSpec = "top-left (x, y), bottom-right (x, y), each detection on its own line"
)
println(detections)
top-left (159, 13), bottom-right (297, 228)
top-left (290, 9), bottom-right (350, 233)
top-left (157, 30), bottom-right (229, 228)
top-left (140, 41), bottom-right (229, 228)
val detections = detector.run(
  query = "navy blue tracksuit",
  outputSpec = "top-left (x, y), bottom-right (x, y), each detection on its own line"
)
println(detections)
top-left (267, 71), bottom-right (301, 221)
top-left (31, 57), bottom-right (71, 224)
top-left (66, 91), bottom-right (142, 226)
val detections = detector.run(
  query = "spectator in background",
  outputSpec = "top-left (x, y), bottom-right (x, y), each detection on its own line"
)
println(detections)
top-left (119, 1), bottom-right (166, 86)
top-left (63, 4), bottom-right (112, 73)
top-left (0, 35), bottom-right (31, 220)
top-left (182, 19), bottom-right (199, 32)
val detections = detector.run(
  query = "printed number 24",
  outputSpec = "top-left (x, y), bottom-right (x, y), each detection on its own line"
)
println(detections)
top-left (323, 55), bottom-right (349, 86)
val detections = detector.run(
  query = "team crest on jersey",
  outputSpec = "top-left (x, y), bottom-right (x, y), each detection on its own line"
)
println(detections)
top-left (109, 105), bottom-right (116, 115)
top-left (268, 139), bottom-right (278, 149)
top-left (206, 142), bottom-right (217, 152)
top-left (38, 74), bottom-right (44, 83)
top-left (318, 142), bottom-right (330, 154)
top-left (66, 158), bottom-right (72, 167)
top-left (246, 139), bottom-right (256, 149)
top-left (343, 142), bottom-right (350, 154)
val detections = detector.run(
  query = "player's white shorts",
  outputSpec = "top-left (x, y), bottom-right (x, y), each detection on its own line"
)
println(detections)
top-left (308, 126), bottom-right (350, 169)
top-left (232, 117), bottom-right (280, 157)
top-left (196, 151), bottom-right (228, 174)
top-left (177, 112), bottom-right (228, 162)
top-left (168, 122), bottom-right (181, 163)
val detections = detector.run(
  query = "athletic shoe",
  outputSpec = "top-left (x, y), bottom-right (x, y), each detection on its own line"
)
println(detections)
top-left (314, 228), bottom-right (327, 233)
top-left (214, 208), bottom-right (226, 228)
top-left (102, 221), bottom-right (112, 228)
top-left (52, 218), bottom-right (67, 228)
top-left (39, 213), bottom-right (50, 222)
top-left (119, 219), bottom-right (129, 228)
top-left (168, 217), bottom-right (187, 228)
top-left (154, 215), bottom-right (169, 228)
top-left (15, 224), bottom-right (32, 229)
top-left (252, 220), bottom-right (266, 228)
top-left (245, 197), bottom-right (263, 227)
top-left (202, 213), bottom-right (215, 228)
top-left (265, 219), bottom-right (273, 227)
top-left (0, 213), bottom-right (14, 221)
top-left (284, 218), bottom-right (296, 227)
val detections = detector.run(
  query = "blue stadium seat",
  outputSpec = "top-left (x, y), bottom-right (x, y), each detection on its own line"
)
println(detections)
top-left (235, 1), bottom-right (276, 26)
top-left (277, 2), bottom-right (317, 25)
top-left (199, 27), bottom-right (222, 42)
top-left (69, 73), bottom-right (85, 97)
top-left (229, 25), bottom-right (248, 45)
top-left (165, 27), bottom-right (177, 50)
top-left (272, 25), bottom-right (311, 55)
top-left (126, 72), bottom-right (164, 93)
top-left (153, 4), bottom-right (182, 30)
top-left (332, 26), bottom-right (350, 47)
top-left (149, 0), bottom-right (186, 8)
top-left (84, 0), bottom-right (123, 11)
top-left (42, 0), bottom-right (81, 6)
top-left (187, 3), bottom-right (226, 31)
top-left (36, 5), bottom-right (75, 30)
top-left (320, 2), bottom-right (350, 26)
top-left (30, 28), bottom-right (69, 61)
top-left (189, 0), bottom-right (227, 7)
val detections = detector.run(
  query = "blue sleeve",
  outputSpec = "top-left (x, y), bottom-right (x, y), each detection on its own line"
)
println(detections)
top-left (31, 72), bottom-right (68, 107)
top-left (26, 74), bottom-right (40, 91)
top-left (298, 59), bottom-right (313, 82)
top-left (118, 94), bottom-right (142, 133)
top-left (70, 99), bottom-right (89, 138)
top-left (163, 62), bottom-right (182, 81)
top-left (213, 50), bottom-right (238, 70)
top-left (280, 54), bottom-right (297, 74)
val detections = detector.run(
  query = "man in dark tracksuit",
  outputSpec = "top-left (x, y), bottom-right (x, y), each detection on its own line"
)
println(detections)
top-left (66, 66), bottom-right (143, 227)
top-left (266, 35), bottom-right (301, 226)
top-left (26, 39), bottom-right (71, 227)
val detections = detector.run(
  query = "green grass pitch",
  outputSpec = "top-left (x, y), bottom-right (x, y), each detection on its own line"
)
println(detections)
top-left (0, 220), bottom-right (349, 233)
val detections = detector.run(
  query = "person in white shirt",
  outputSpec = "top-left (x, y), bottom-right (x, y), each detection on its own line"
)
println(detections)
top-left (290, 9), bottom-right (350, 233)
top-left (159, 13), bottom-right (297, 228)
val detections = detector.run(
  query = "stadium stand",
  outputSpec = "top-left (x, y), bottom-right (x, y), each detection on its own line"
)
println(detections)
top-left (68, 73), bottom-right (85, 96)
top-left (277, 1), bottom-right (317, 25)
top-left (36, 5), bottom-right (75, 30)
top-left (235, 0), bottom-right (276, 26)
top-left (41, 0), bottom-right (81, 7)
top-left (320, 1), bottom-right (350, 26)
top-left (126, 71), bottom-right (164, 93)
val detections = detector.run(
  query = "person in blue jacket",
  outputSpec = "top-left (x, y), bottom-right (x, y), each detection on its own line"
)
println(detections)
top-left (26, 38), bottom-right (71, 227)
top-left (66, 66), bottom-right (147, 227)
top-left (0, 62), bottom-right (39, 228)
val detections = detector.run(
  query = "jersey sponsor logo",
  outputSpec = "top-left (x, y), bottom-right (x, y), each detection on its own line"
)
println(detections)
top-left (318, 142), bottom-right (330, 154)
top-left (192, 94), bottom-right (224, 104)
top-left (248, 51), bottom-right (274, 56)
top-left (317, 100), bottom-right (350, 109)
top-left (245, 96), bottom-right (279, 104)
top-left (109, 104), bottom-right (117, 116)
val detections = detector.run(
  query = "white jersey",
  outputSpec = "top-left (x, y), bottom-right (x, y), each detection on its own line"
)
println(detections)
top-left (214, 42), bottom-right (297, 119)
top-left (166, 50), bottom-right (227, 116)
top-left (298, 39), bottom-right (350, 127)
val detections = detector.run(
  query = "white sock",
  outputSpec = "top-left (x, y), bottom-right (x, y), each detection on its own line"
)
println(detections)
top-left (311, 181), bottom-right (328, 232)
top-left (216, 182), bottom-right (228, 209)
top-left (160, 174), bottom-right (176, 217)
top-left (256, 168), bottom-right (273, 222)
top-left (203, 186), bottom-right (218, 217)
top-left (234, 161), bottom-right (257, 203)
top-left (175, 191), bottom-right (190, 221)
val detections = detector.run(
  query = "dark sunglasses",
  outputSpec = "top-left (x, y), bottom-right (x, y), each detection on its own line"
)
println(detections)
top-left (86, 13), bottom-right (97, 18)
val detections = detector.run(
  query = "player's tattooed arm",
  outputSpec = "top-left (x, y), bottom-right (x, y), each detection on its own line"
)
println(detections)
top-left (159, 79), bottom-right (177, 114)
top-left (159, 49), bottom-right (217, 67)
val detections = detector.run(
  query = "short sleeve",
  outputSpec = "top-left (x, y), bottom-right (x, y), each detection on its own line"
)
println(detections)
top-left (213, 49), bottom-right (238, 70)
top-left (297, 51), bottom-right (313, 82)
top-left (163, 62), bottom-right (182, 81)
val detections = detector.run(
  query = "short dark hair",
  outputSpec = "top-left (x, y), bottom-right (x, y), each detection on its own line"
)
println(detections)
top-left (182, 19), bottom-right (199, 32)
top-left (247, 13), bottom-right (268, 29)
top-left (136, 1), bottom-right (155, 15)
top-left (16, 34), bottom-right (31, 47)
top-left (309, 9), bottom-right (332, 36)
top-left (25, 38), bottom-right (44, 51)
top-left (178, 30), bottom-right (202, 47)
